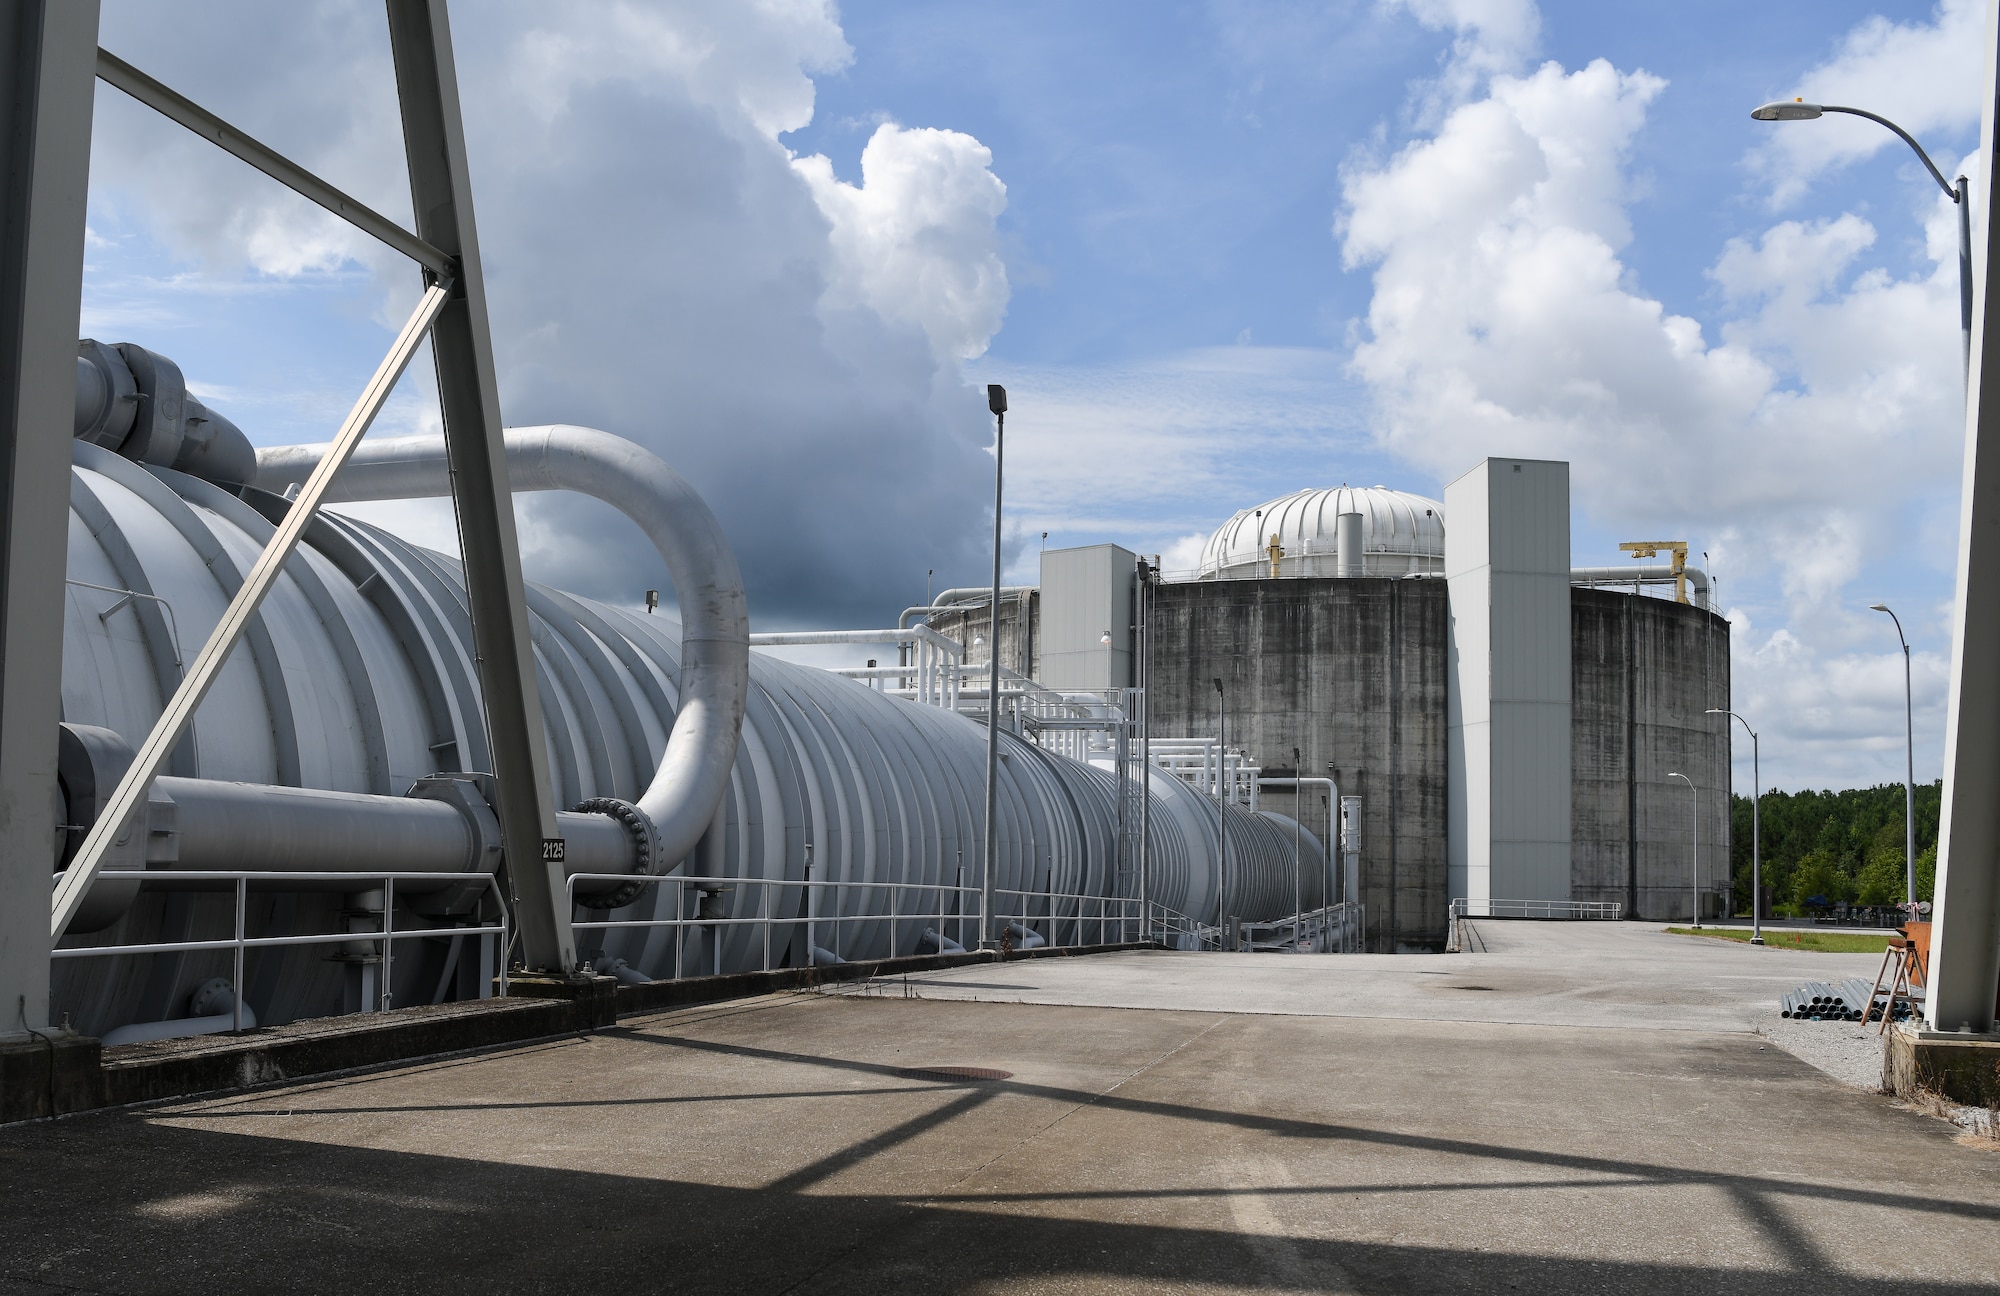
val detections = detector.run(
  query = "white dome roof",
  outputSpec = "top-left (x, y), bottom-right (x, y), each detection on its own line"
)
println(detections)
top-left (1186, 485), bottom-right (1445, 580)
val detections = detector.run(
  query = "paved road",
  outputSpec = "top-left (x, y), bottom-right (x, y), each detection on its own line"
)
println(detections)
top-left (1, 922), bottom-right (1991, 1295)
top-left (866, 921), bottom-right (1888, 1032)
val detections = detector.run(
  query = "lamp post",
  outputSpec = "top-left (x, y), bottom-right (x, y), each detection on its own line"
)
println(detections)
top-left (1751, 99), bottom-right (1972, 374)
top-left (1870, 604), bottom-right (1919, 917)
top-left (1668, 771), bottom-right (1700, 927)
top-left (1213, 676), bottom-right (1228, 944)
top-left (980, 384), bottom-right (1007, 950)
top-left (1707, 709), bottom-right (1763, 944)
top-left (1139, 557), bottom-right (1156, 943)
top-left (1292, 745), bottom-right (1303, 943)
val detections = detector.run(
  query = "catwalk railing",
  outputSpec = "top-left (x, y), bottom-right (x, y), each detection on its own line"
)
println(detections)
top-left (52, 870), bottom-right (512, 1032)
top-left (1239, 901), bottom-right (1366, 954)
top-left (568, 873), bottom-right (1208, 977)
top-left (1450, 898), bottom-right (1623, 920)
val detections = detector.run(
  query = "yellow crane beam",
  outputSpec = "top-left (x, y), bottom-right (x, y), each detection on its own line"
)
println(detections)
top-left (1619, 539), bottom-right (1690, 605)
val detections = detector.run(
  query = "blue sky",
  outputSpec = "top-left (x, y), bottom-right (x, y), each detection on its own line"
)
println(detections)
top-left (84, 0), bottom-right (1984, 793)
top-left (795, 1), bottom-right (1925, 365)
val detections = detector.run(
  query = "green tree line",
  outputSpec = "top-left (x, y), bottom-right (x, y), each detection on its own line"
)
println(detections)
top-left (1730, 781), bottom-right (1940, 915)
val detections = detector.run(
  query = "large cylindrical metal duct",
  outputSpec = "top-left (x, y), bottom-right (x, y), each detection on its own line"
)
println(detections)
top-left (253, 426), bottom-right (748, 873)
top-left (55, 411), bottom-right (1318, 1037)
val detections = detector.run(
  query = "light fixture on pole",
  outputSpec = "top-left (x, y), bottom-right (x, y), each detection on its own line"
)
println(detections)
top-left (1668, 771), bottom-right (1700, 928)
top-left (1751, 98), bottom-right (1972, 373)
top-left (1707, 708), bottom-right (1763, 945)
top-left (980, 383), bottom-right (1007, 950)
top-left (1870, 604), bottom-right (1919, 918)
top-left (1213, 676), bottom-right (1228, 944)
top-left (1292, 745), bottom-right (1303, 943)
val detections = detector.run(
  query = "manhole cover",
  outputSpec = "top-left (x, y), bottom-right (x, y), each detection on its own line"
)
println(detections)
top-left (897, 1065), bottom-right (1013, 1082)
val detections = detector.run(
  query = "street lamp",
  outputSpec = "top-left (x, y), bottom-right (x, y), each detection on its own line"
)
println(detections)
top-left (1707, 708), bottom-right (1763, 945)
top-left (1292, 745), bottom-right (1303, 943)
top-left (1213, 676), bottom-right (1228, 943)
top-left (1870, 603), bottom-right (1919, 918)
top-left (980, 383), bottom-right (1007, 950)
top-left (1751, 99), bottom-right (1972, 373)
top-left (1668, 771), bottom-right (1700, 928)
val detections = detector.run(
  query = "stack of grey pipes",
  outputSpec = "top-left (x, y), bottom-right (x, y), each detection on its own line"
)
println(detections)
top-left (1778, 979), bottom-right (1913, 1023)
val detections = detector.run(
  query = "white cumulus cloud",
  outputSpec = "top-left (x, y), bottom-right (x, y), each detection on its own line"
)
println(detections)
top-left (797, 123), bottom-right (1010, 362)
top-left (1382, 0), bottom-right (1540, 114)
top-left (86, 0), bottom-right (1012, 627)
top-left (1339, 37), bottom-right (1968, 788)
top-left (1746, 0), bottom-right (1986, 207)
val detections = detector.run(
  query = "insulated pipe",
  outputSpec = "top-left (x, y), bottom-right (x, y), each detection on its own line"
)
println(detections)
top-left (898, 587), bottom-right (1035, 629)
top-left (160, 777), bottom-right (476, 873)
top-left (1570, 564), bottom-right (1711, 610)
top-left (102, 1004), bottom-right (257, 1047)
top-left (1259, 776), bottom-right (1338, 911)
top-left (253, 425), bottom-right (749, 873)
top-left (71, 775), bottom-right (643, 922)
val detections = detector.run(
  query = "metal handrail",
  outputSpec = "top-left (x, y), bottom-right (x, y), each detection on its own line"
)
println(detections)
top-left (1238, 900), bottom-right (1366, 954)
top-left (1449, 897), bottom-right (1622, 920)
top-left (567, 872), bottom-right (1208, 978)
top-left (569, 873), bottom-right (984, 977)
top-left (55, 869), bottom-right (510, 1031)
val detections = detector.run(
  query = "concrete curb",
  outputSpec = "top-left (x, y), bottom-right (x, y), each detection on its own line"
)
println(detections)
top-left (1884, 1023), bottom-right (2000, 1105)
top-left (2, 941), bottom-right (1161, 1123)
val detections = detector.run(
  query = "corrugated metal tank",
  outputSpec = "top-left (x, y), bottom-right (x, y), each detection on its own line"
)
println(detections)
top-left (56, 440), bottom-right (1316, 1035)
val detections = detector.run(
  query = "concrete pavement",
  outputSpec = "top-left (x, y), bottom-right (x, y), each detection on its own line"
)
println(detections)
top-left (859, 920), bottom-right (1889, 1032)
top-left (0, 922), bottom-right (1993, 1294)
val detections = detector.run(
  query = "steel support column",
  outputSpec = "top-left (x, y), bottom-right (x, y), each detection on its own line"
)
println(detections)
top-left (0, 0), bottom-right (97, 1032)
top-left (385, 0), bottom-right (572, 973)
top-left (1931, 0), bottom-right (2000, 1034)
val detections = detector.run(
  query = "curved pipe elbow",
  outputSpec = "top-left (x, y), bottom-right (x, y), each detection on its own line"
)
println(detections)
top-left (252, 424), bottom-right (749, 872)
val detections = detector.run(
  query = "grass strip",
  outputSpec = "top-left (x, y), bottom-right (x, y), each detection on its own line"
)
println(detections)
top-left (1666, 927), bottom-right (1891, 954)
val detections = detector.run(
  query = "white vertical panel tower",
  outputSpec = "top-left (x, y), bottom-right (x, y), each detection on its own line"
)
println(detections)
top-left (1446, 459), bottom-right (1572, 907)
top-left (1039, 543), bottom-right (1137, 690)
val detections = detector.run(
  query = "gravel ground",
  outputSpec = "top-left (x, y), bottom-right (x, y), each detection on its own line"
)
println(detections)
top-left (1753, 1007), bottom-right (1888, 1091)
top-left (1754, 1008), bottom-right (2000, 1143)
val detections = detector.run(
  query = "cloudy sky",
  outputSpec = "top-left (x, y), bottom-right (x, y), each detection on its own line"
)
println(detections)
top-left (84, 0), bottom-right (1984, 794)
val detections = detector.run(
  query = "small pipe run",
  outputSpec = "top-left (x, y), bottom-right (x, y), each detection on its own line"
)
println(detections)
top-left (59, 726), bottom-right (648, 929)
top-left (1570, 564), bottom-right (1711, 610)
top-left (253, 426), bottom-right (750, 876)
top-left (1003, 921), bottom-right (1047, 950)
top-left (897, 587), bottom-right (1035, 629)
top-left (918, 927), bottom-right (966, 955)
top-left (100, 977), bottom-right (255, 1047)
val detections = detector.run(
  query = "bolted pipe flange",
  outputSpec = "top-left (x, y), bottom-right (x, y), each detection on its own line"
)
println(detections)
top-left (572, 796), bottom-right (657, 909)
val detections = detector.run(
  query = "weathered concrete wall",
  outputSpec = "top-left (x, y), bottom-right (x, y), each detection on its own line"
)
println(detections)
top-left (1148, 578), bottom-right (1451, 952)
top-left (942, 577), bottom-right (1727, 943)
top-left (1570, 589), bottom-right (1733, 921)
top-left (924, 592), bottom-right (1039, 680)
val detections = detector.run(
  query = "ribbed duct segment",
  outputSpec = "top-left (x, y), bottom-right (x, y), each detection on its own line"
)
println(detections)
top-left (55, 440), bottom-right (1319, 1034)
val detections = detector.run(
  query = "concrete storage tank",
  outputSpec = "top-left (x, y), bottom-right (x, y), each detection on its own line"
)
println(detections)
top-left (54, 343), bottom-right (1318, 1039)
